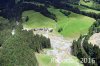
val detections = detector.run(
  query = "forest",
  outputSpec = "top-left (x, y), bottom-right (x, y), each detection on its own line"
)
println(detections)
top-left (72, 20), bottom-right (100, 66)
top-left (0, 0), bottom-right (100, 66)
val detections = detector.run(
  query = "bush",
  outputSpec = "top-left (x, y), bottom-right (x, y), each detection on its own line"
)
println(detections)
top-left (60, 9), bottom-right (71, 16)
top-left (58, 27), bottom-right (63, 32)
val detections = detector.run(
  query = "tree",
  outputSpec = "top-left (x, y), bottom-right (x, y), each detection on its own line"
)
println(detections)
top-left (58, 27), bottom-right (63, 32)
top-left (29, 34), bottom-right (51, 52)
top-left (25, 16), bottom-right (29, 22)
top-left (1, 30), bottom-right (38, 66)
top-left (93, 45), bottom-right (100, 66)
top-left (0, 29), bottom-right (12, 47)
top-left (0, 17), bottom-right (11, 30)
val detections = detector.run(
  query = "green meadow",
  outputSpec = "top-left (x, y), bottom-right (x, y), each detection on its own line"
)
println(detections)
top-left (80, 0), bottom-right (93, 7)
top-left (80, 0), bottom-right (100, 9)
top-left (22, 10), bottom-right (56, 29)
top-left (35, 53), bottom-right (56, 66)
top-left (48, 7), bottom-right (95, 37)
top-left (22, 7), bottom-right (95, 38)
top-left (35, 53), bottom-right (83, 66)
top-left (73, 4), bottom-right (100, 14)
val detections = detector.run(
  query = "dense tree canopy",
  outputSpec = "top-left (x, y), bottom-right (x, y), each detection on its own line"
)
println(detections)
top-left (0, 20), bottom-right (51, 66)
top-left (1, 33), bottom-right (38, 66)
top-left (72, 20), bottom-right (100, 66)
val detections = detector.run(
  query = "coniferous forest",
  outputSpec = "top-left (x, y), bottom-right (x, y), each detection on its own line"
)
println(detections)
top-left (0, 0), bottom-right (100, 66)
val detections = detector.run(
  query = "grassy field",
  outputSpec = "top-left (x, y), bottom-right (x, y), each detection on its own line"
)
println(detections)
top-left (79, 7), bottom-right (100, 13)
top-left (35, 53), bottom-right (56, 66)
top-left (48, 7), bottom-right (95, 37)
top-left (22, 7), bottom-right (95, 38)
top-left (80, 0), bottom-right (93, 7)
top-left (73, 4), bottom-right (100, 14)
top-left (35, 53), bottom-right (83, 66)
top-left (80, 0), bottom-right (100, 9)
top-left (60, 56), bottom-right (83, 66)
top-left (22, 10), bottom-right (56, 29)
